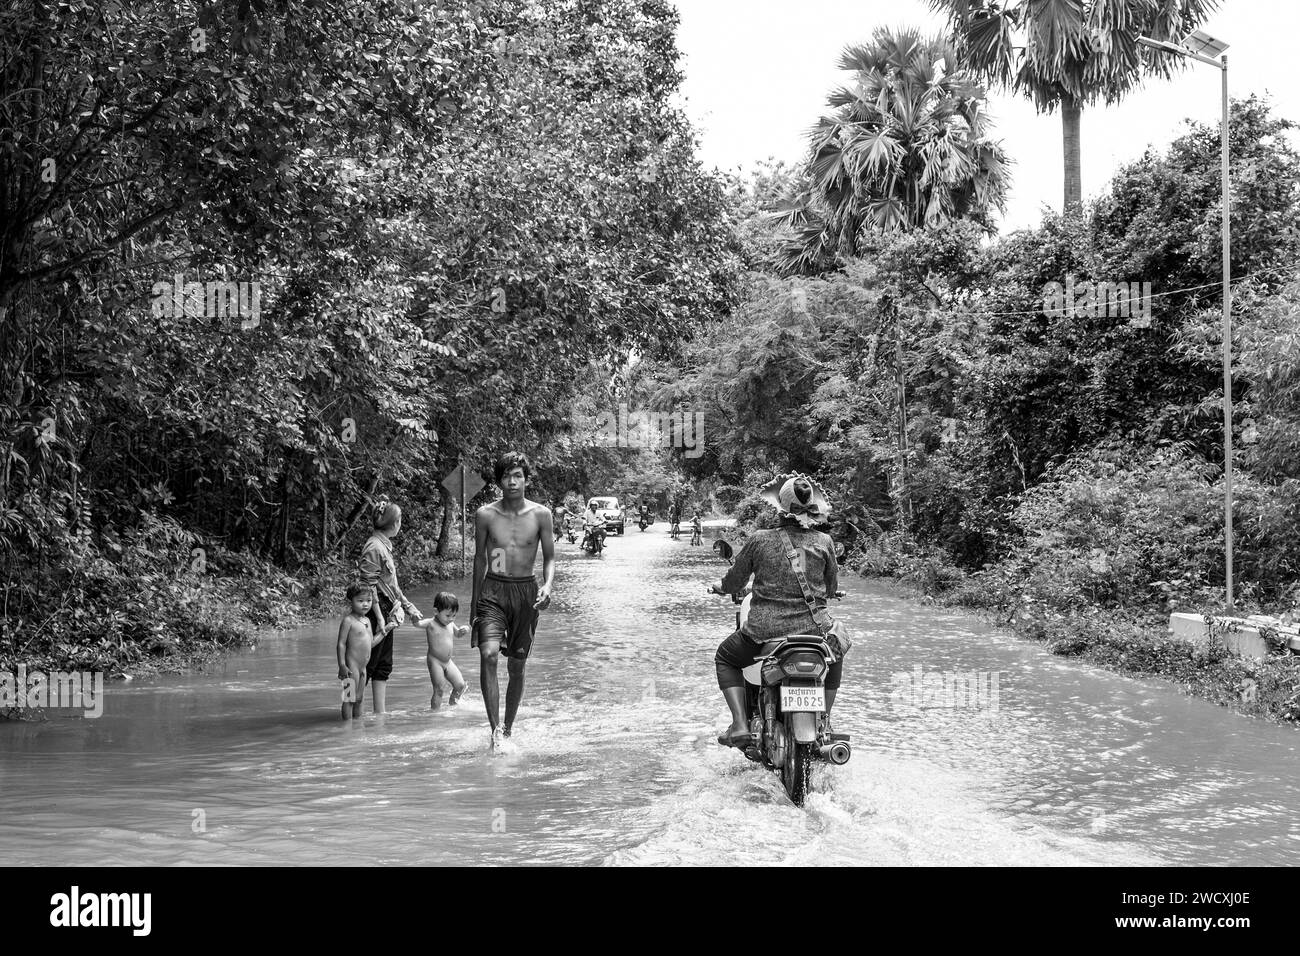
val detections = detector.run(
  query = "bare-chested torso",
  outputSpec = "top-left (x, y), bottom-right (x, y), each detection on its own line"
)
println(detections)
top-left (343, 614), bottom-right (374, 674)
top-left (478, 498), bottom-right (545, 576)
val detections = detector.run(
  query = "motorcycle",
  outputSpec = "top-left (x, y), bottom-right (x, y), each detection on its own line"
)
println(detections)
top-left (669, 518), bottom-right (681, 540)
top-left (581, 527), bottom-right (606, 555)
top-left (710, 584), bottom-right (851, 806)
top-left (638, 513), bottom-right (652, 531)
top-left (565, 525), bottom-right (578, 544)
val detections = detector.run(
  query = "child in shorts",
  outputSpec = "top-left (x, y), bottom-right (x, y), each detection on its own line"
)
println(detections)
top-left (416, 591), bottom-right (469, 709)
top-left (337, 583), bottom-right (396, 719)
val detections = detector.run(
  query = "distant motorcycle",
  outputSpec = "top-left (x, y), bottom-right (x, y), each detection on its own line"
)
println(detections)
top-left (638, 513), bottom-right (652, 531)
top-left (565, 525), bottom-right (578, 544)
top-left (709, 584), bottom-right (851, 806)
top-left (669, 518), bottom-right (681, 540)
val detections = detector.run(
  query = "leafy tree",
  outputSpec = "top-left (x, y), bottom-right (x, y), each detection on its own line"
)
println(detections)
top-left (0, 0), bottom-right (741, 663)
top-left (1091, 95), bottom-right (1300, 295)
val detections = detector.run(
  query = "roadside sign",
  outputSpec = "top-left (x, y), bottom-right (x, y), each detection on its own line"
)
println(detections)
top-left (442, 463), bottom-right (486, 576)
top-left (463, 468), bottom-right (485, 501)
top-left (441, 463), bottom-right (485, 502)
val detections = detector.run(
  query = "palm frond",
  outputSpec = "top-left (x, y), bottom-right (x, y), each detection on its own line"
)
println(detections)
top-left (798, 24), bottom-right (1013, 240)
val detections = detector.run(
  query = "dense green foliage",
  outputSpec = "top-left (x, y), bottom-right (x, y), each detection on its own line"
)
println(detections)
top-left (690, 88), bottom-right (1300, 720)
top-left (680, 96), bottom-right (1300, 626)
top-left (1, 0), bottom-right (740, 668)
top-left (3, 0), bottom-right (1297, 730)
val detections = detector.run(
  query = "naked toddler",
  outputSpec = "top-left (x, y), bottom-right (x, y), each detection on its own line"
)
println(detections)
top-left (416, 591), bottom-right (469, 709)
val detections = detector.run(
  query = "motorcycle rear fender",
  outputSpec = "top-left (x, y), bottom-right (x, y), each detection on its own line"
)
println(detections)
top-left (788, 710), bottom-right (818, 744)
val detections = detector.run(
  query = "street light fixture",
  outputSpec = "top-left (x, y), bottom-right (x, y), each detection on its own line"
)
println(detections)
top-left (1137, 29), bottom-right (1234, 612)
top-left (1137, 36), bottom-right (1186, 56)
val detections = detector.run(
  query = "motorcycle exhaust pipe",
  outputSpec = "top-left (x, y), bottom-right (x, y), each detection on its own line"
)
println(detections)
top-left (818, 741), bottom-right (851, 765)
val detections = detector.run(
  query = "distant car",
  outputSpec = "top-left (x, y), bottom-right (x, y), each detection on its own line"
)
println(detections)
top-left (587, 496), bottom-right (625, 535)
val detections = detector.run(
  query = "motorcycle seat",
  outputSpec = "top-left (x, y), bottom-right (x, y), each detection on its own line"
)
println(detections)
top-left (740, 636), bottom-right (833, 684)
top-left (757, 634), bottom-right (831, 656)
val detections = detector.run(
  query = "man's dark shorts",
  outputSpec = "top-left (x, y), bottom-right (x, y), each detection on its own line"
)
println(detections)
top-left (474, 573), bottom-right (539, 660)
top-left (365, 591), bottom-right (397, 682)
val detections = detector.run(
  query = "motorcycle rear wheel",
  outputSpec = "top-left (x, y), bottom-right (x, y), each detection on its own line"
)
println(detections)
top-left (780, 719), bottom-right (814, 806)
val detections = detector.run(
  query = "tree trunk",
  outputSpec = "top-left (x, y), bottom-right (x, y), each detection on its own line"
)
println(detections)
top-left (259, 502), bottom-right (277, 557)
top-left (330, 469), bottom-right (382, 553)
top-left (278, 470), bottom-right (290, 566)
top-left (0, 438), bottom-right (11, 508)
top-left (1062, 100), bottom-right (1083, 215)
top-left (894, 306), bottom-right (911, 527)
top-left (436, 483), bottom-right (453, 557)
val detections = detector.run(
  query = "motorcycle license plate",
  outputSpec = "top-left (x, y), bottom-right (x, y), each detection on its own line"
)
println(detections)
top-left (781, 686), bottom-right (825, 712)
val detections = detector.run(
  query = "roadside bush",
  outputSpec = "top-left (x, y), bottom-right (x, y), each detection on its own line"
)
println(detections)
top-left (0, 500), bottom-right (313, 677)
top-left (1014, 607), bottom-right (1300, 722)
top-left (712, 484), bottom-right (747, 514)
top-left (851, 531), bottom-right (967, 597)
top-left (853, 536), bottom-right (902, 577)
top-left (731, 491), bottom-right (776, 530)
top-left (995, 446), bottom-right (1223, 613)
top-left (982, 445), bottom-right (1300, 619)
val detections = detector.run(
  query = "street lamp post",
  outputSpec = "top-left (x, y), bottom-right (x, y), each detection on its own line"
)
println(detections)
top-left (1138, 29), bottom-right (1233, 613)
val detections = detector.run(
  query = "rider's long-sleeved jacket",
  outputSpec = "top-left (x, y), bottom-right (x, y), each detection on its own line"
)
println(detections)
top-left (721, 525), bottom-right (838, 640)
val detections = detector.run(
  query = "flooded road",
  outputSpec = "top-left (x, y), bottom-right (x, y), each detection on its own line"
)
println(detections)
top-left (2, 527), bottom-right (1298, 865)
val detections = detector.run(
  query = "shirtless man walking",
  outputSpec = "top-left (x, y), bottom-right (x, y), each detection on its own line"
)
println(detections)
top-left (470, 451), bottom-right (555, 747)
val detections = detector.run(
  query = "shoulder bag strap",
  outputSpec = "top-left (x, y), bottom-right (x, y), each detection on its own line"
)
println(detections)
top-left (777, 529), bottom-right (832, 633)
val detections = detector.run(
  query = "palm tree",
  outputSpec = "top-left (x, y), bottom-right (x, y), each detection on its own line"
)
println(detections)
top-left (930, 0), bottom-right (1221, 214)
top-left (771, 27), bottom-right (1011, 275)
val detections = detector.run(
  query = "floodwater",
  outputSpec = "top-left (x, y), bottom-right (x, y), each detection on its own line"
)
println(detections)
top-left (2, 525), bottom-right (1297, 866)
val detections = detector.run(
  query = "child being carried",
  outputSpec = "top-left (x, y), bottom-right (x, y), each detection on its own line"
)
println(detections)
top-left (416, 591), bottom-right (470, 709)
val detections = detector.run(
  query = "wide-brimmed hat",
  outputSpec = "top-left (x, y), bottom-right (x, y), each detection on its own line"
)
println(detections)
top-left (757, 473), bottom-right (831, 529)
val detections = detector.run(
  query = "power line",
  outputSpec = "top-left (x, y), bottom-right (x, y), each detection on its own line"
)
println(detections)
top-left (920, 265), bottom-right (1296, 319)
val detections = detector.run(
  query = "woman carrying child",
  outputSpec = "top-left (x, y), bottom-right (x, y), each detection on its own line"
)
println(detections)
top-left (357, 501), bottom-right (423, 714)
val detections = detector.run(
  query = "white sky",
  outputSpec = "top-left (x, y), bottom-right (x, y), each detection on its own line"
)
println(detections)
top-left (671, 0), bottom-right (1299, 232)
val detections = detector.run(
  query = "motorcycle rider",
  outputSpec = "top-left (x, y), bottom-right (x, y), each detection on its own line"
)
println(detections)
top-left (581, 500), bottom-right (606, 551)
top-left (708, 474), bottom-right (842, 749)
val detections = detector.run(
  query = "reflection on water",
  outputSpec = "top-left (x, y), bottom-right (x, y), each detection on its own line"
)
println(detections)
top-left (2, 527), bottom-right (1298, 865)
